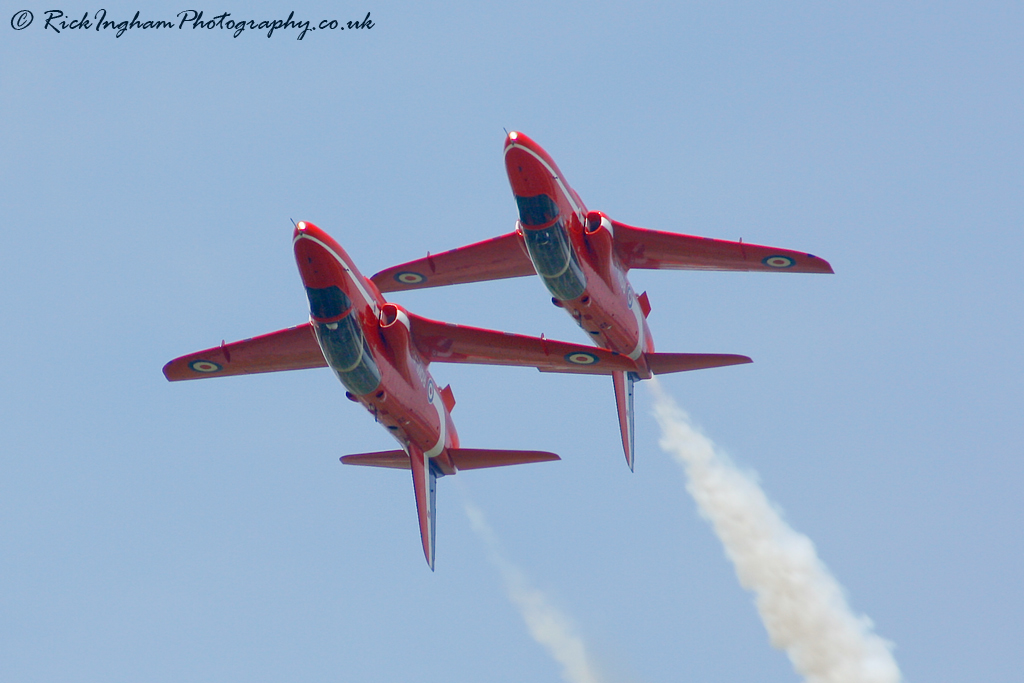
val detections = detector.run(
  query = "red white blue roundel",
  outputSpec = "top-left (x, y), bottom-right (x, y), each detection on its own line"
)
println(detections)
top-left (762, 255), bottom-right (796, 269)
top-left (189, 360), bottom-right (223, 373)
top-left (565, 351), bottom-right (600, 365)
top-left (395, 271), bottom-right (426, 285)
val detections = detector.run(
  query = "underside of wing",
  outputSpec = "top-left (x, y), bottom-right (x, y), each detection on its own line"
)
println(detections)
top-left (163, 323), bottom-right (326, 381)
top-left (371, 231), bottom-right (535, 293)
top-left (612, 220), bottom-right (834, 274)
top-left (405, 312), bottom-right (639, 375)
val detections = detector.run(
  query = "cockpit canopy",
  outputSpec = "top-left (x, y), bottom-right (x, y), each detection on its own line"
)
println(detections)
top-left (516, 194), bottom-right (587, 301)
top-left (515, 193), bottom-right (560, 226)
top-left (305, 285), bottom-right (351, 320)
top-left (305, 286), bottom-right (381, 395)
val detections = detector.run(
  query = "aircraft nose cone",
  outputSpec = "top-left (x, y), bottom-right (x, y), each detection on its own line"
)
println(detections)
top-left (504, 130), bottom-right (526, 148)
top-left (503, 130), bottom-right (543, 151)
top-left (293, 222), bottom-right (351, 290)
top-left (505, 133), bottom-right (559, 199)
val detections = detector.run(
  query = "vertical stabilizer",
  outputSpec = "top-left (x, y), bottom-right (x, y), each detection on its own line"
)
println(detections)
top-left (409, 443), bottom-right (438, 570)
top-left (612, 371), bottom-right (637, 471)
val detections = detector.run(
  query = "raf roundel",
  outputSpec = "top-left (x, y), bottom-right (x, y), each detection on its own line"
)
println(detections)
top-left (189, 360), bottom-right (223, 373)
top-left (762, 255), bottom-right (796, 269)
top-left (395, 271), bottom-right (426, 285)
top-left (565, 351), bottom-right (600, 365)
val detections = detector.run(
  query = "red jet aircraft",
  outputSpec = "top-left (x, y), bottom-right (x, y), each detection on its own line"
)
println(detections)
top-left (372, 131), bottom-right (834, 470)
top-left (164, 221), bottom-right (748, 568)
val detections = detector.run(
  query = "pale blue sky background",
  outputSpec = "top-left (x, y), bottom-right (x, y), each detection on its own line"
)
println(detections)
top-left (2, 2), bottom-right (1022, 681)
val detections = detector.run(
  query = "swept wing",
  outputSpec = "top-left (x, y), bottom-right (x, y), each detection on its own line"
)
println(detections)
top-left (162, 323), bottom-right (325, 381)
top-left (611, 220), bottom-right (834, 273)
top-left (404, 310), bottom-right (639, 375)
top-left (371, 231), bottom-right (534, 293)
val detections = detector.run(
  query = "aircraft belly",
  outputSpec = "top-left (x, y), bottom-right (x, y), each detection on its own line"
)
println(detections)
top-left (360, 361), bottom-right (447, 462)
top-left (567, 258), bottom-right (643, 362)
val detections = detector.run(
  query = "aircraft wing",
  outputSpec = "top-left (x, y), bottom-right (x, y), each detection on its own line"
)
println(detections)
top-left (163, 323), bottom-right (326, 381)
top-left (371, 231), bottom-right (535, 292)
top-left (405, 311), bottom-right (640, 375)
top-left (612, 220), bottom-right (834, 273)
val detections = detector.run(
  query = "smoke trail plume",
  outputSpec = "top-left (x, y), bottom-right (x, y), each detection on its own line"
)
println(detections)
top-left (465, 502), bottom-right (605, 683)
top-left (649, 380), bottom-right (901, 683)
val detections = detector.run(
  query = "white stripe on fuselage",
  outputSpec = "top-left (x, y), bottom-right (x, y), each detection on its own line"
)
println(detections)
top-left (627, 288), bottom-right (646, 360)
top-left (507, 144), bottom-right (646, 361)
top-left (504, 141), bottom-right (583, 217)
top-left (425, 379), bottom-right (447, 458)
top-left (296, 230), bottom-right (446, 459)
top-left (388, 307), bottom-right (447, 459)
top-left (293, 231), bottom-right (380, 317)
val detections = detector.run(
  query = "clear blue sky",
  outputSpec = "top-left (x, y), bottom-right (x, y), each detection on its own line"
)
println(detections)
top-left (2, 2), bottom-right (1021, 681)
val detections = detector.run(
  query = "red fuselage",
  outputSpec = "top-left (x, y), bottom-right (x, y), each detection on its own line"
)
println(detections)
top-left (504, 132), bottom-right (655, 377)
top-left (293, 222), bottom-right (461, 475)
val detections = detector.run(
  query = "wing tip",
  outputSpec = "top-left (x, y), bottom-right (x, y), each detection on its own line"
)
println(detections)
top-left (808, 255), bottom-right (835, 274)
top-left (162, 359), bottom-right (191, 382)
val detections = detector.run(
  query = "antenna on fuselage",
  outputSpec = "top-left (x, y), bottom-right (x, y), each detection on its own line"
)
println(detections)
top-left (502, 127), bottom-right (509, 136)
top-left (289, 218), bottom-right (297, 228)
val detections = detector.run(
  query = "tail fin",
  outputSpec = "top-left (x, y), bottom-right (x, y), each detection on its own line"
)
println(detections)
top-left (408, 443), bottom-right (438, 570)
top-left (612, 371), bottom-right (637, 471)
top-left (339, 446), bottom-right (439, 569)
top-left (340, 446), bottom-right (559, 570)
top-left (609, 355), bottom-right (749, 471)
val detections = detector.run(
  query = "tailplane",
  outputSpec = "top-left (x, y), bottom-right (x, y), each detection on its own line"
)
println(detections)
top-left (341, 448), bottom-right (559, 470)
top-left (448, 448), bottom-right (559, 469)
top-left (608, 354), bottom-right (749, 471)
top-left (340, 450), bottom-right (408, 468)
top-left (645, 352), bottom-right (751, 375)
top-left (340, 447), bottom-right (559, 569)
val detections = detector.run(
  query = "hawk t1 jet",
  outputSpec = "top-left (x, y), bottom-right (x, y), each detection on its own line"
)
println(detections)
top-left (164, 221), bottom-right (748, 567)
top-left (372, 132), bottom-right (833, 470)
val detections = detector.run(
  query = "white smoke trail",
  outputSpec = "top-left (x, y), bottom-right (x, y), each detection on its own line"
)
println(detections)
top-left (464, 502), bottom-right (606, 683)
top-left (648, 379), bottom-right (902, 683)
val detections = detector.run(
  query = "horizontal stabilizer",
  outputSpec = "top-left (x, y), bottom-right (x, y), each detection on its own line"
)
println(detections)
top-left (163, 323), bottom-right (326, 381)
top-left (449, 448), bottom-right (559, 470)
top-left (340, 450), bottom-right (409, 469)
top-left (646, 352), bottom-right (752, 375)
top-left (340, 449), bottom-right (559, 471)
